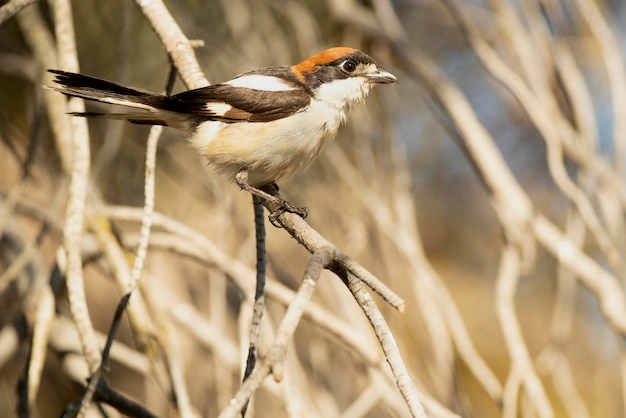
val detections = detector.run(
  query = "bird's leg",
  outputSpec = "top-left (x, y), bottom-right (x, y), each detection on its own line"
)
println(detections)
top-left (235, 170), bottom-right (309, 223)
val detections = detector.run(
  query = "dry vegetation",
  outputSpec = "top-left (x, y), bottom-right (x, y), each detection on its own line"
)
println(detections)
top-left (1, 0), bottom-right (626, 417)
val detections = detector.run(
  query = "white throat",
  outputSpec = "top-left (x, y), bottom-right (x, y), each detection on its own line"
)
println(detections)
top-left (314, 77), bottom-right (372, 110)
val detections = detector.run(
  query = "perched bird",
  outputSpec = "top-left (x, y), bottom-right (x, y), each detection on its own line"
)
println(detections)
top-left (49, 47), bottom-right (396, 217)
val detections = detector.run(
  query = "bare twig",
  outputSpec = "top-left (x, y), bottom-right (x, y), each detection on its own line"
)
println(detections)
top-left (16, 5), bottom-right (73, 173)
top-left (5, 0), bottom-right (626, 415)
top-left (257, 185), bottom-right (405, 311)
top-left (117, 226), bottom-right (381, 365)
top-left (535, 210), bottom-right (590, 417)
top-left (127, 125), bottom-right (162, 295)
top-left (495, 244), bottom-right (553, 418)
top-left (344, 272), bottom-right (427, 418)
top-left (574, 0), bottom-right (626, 176)
top-left (50, 0), bottom-right (101, 389)
top-left (0, 0), bottom-right (38, 26)
top-left (326, 147), bottom-right (501, 402)
top-left (217, 247), bottom-right (337, 417)
top-left (441, 0), bottom-right (618, 264)
top-left (533, 214), bottom-right (626, 333)
top-left (86, 127), bottom-right (163, 411)
top-left (84, 124), bottom-right (163, 406)
top-left (157, 311), bottom-right (197, 418)
top-left (27, 286), bottom-right (54, 406)
top-left (133, 0), bottom-right (208, 89)
top-left (242, 196), bottom-right (267, 415)
top-left (537, 346), bottom-right (590, 418)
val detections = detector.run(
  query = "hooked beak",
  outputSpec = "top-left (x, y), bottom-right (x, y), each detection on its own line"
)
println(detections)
top-left (366, 68), bottom-right (397, 84)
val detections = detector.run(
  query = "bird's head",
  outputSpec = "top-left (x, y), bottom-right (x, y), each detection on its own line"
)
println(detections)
top-left (292, 47), bottom-right (397, 108)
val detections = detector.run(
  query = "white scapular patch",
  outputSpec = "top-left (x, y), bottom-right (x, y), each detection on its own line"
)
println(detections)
top-left (225, 74), bottom-right (296, 91)
top-left (99, 97), bottom-right (156, 110)
top-left (205, 102), bottom-right (233, 116)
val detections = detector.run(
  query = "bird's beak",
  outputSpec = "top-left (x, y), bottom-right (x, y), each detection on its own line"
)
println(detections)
top-left (366, 69), bottom-right (397, 84)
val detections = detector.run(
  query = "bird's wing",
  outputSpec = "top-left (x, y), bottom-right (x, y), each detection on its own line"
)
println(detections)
top-left (48, 68), bottom-right (311, 124)
top-left (171, 67), bottom-right (310, 123)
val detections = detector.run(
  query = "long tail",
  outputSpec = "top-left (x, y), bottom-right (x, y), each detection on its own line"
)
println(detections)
top-left (48, 70), bottom-right (186, 127)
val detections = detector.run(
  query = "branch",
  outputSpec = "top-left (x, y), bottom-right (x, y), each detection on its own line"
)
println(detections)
top-left (217, 248), bottom-right (351, 418)
top-left (343, 273), bottom-right (427, 418)
top-left (107, 212), bottom-right (382, 366)
top-left (241, 196), bottom-right (267, 415)
top-left (495, 244), bottom-right (553, 418)
top-left (258, 185), bottom-right (405, 312)
top-left (0, 0), bottom-right (38, 26)
top-left (50, 0), bottom-right (101, 384)
top-left (133, 0), bottom-right (208, 89)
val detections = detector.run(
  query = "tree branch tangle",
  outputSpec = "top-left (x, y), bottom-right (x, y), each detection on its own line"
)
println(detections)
top-left (1, 0), bottom-right (625, 417)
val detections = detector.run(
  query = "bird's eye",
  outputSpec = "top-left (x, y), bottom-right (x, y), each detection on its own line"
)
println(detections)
top-left (342, 60), bottom-right (357, 73)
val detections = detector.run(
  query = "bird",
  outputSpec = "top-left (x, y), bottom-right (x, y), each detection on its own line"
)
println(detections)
top-left (49, 47), bottom-right (397, 219)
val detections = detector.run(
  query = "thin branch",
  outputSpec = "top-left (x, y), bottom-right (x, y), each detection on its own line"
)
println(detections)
top-left (343, 273), bottom-right (428, 418)
top-left (502, 365), bottom-right (523, 418)
top-left (536, 346), bottom-right (590, 418)
top-left (135, 236), bottom-right (198, 416)
top-left (534, 208), bottom-right (590, 417)
top-left (441, 0), bottom-right (618, 264)
top-left (326, 147), bottom-right (501, 402)
top-left (217, 247), bottom-right (336, 418)
top-left (80, 124), bottom-right (164, 409)
top-left (103, 207), bottom-right (382, 365)
top-left (575, 0), bottom-right (626, 176)
top-left (495, 244), bottom-right (553, 418)
top-left (50, 0), bottom-right (101, 386)
top-left (242, 196), bottom-right (267, 415)
top-left (127, 125), bottom-right (162, 295)
top-left (0, 0), bottom-right (38, 26)
top-left (0, 220), bottom-right (37, 296)
top-left (328, 0), bottom-right (626, 343)
top-left (257, 184), bottom-right (405, 311)
top-left (27, 286), bottom-right (54, 405)
top-left (533, 214), bottom-right (626, 333)
top-left (167, 303), bottom-right (239, 369)
top-left (133, 0), bottom-right (208, 89)
top-left (85, 127), bottom-right (163, 413)
top-left (137, 231), bottom-right (383, 364)
top-left (83, 125), bottom-right (162, 409)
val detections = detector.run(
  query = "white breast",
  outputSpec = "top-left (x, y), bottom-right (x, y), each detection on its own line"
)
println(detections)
top-left (188, 99), bottom-right (346, 187)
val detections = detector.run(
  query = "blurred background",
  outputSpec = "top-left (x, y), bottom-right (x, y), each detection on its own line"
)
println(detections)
top-left (1, 0), bottom-right (625, 416)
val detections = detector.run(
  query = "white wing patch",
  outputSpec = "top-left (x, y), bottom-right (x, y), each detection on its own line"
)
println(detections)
top-left (96, 97), bottom-right (157, 110)
top-left (205, 102), bottom-right (233, 116)
top-left (225, 74), bottom-right (296, 91)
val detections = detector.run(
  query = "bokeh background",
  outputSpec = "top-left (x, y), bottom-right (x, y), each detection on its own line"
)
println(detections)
top-left (1, 0), bottom-right (625, 417)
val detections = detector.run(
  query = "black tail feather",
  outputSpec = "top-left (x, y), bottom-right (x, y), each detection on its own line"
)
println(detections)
top-left (48, 70), bottom-right (155, 99)
top-left (47, 69), bottom-right (172, 111)
top-left (47, 69), bottom-right (200, 130)
top-left (68, 112), bottom-right (168, 126)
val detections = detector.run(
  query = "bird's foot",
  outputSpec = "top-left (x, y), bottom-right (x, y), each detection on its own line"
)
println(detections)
top-left (236, 170), bottom-right (308, 226)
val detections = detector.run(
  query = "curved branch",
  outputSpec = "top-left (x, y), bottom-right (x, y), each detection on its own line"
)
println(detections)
top-left (133, 0), bottom-right (208, 89)
top-left (0, 0), bottom-right (38, 26)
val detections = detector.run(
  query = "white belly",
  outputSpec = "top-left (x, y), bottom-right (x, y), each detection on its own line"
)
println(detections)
top-left (188, 100), bottom-right (345, 187)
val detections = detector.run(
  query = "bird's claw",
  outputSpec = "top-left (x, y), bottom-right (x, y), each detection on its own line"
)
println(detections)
top-left (268, 201), bottom-right (308, 227)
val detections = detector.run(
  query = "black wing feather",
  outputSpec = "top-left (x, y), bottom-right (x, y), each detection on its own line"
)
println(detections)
top-left (171, 85), bottom-right (310, 122)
